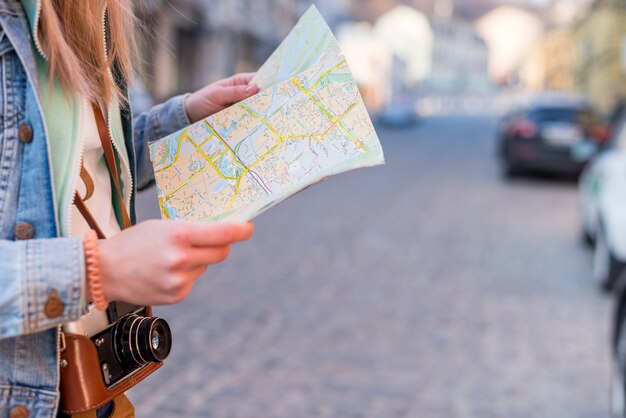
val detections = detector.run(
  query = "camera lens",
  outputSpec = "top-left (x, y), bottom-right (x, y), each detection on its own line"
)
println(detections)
top-left (146, 318), bottom-right (171, 361)
top-left (113, 314), bottom-right (172, 368)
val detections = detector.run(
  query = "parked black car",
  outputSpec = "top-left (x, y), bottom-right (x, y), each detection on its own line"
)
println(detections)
top-left (497, 94), bottom-right (611, 177)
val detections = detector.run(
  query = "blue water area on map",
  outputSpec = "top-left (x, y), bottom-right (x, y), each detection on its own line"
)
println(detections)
top-left (212, 179), bottom-right (231, 193)
top-left (169, 136), bottom-right (179, 155)
top-left (219, 120), bottom-right (239, 138)
top-left (218, 158), bottom-right (233, 176)
top-left (189, 160), bottom-right (203, 173)
top-left (202, 141), bottom-right (215, 154)
top-left (203, 121), bottom-right (237, 144)
top-left (166, 205), bottom-right (178, 219)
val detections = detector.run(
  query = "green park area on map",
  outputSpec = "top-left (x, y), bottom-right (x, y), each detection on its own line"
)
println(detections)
top-left (149, 5), bottom-right (385, 222)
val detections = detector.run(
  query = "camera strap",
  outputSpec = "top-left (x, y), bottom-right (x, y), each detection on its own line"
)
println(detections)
top-left (73, 103), bottom-right (132, 240)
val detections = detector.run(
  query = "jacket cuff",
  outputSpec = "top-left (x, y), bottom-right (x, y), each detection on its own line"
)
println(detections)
top-left (179, 93), bottom-right (192, 126)
top-left (24, 237), bottom-right (87, 333)
top-left (147, 94), bottom-right (191, 142)
top-left (169, 93), bottom-right (192, 131)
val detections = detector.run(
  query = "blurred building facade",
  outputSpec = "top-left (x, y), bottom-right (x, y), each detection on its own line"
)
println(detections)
top-left (519, 29), bottom-right (574, 92)
top-left (422, 17), bottom-right (491, 94)
top-left (544, 0), bottom-right (591, 27)
top-left (138, 0), bottom-right (348, 101)
top-left (338, 5), bottom-right (490, 112)
top-left (475, 6), bottom-right (544, 84)
top-left (348, 0), bottom-right (552, 22)
top-left (336, 22), bottom-right (391, 111)
top-left (136, 0), bottom-right (501, 115)
top-left (572, 0), bottom-right (626, 114)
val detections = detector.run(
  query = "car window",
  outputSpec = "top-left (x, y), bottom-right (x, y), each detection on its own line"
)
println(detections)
top-left (529, 107), bottom-right (585, 124)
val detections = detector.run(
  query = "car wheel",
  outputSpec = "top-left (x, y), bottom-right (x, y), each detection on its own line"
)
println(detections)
top-left (581, 226), bottom-right (595, 247)
top-left (612, 315), bottom-right (626, 416)
top-left (594, 223), bottom-right (626, 291)
top-left (500, 157), bottom-right (519, 179)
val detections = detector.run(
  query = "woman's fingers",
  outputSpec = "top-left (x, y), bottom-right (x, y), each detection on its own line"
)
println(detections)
top-left (173, 221), bottom-right (254, 247)
top-left (99, 220), bottom-right (254, 307)
top-left (218, 72), bottom-right (256, 87)
top-left (213, 84), bottom-right (259, 107)
top-left (186, 245), bottom-right (232, 267)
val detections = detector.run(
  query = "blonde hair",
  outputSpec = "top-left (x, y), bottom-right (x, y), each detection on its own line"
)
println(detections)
top-left (38, 0), bottom-right (138, 105)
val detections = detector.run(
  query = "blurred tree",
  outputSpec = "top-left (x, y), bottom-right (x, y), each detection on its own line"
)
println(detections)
top-left (572, 0), bottom-right (626, 114)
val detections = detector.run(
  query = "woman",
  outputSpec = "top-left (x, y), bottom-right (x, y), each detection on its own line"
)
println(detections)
top-left (0, 0), bottom-right (258, 416)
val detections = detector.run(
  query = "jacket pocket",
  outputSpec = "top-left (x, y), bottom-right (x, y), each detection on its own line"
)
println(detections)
top-left (0, 385), bottom-right (59, 418)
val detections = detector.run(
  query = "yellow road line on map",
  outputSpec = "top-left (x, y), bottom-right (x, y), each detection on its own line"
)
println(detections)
top-left (162, 137), bottom-right (238, 203)
top-left (306, 60), bottom-right (348, 93)
top-left (155, 131), bottom-right (187, 174)
top-left (198, 133), bottom-right (215, 147)
top-left (202, 121), bottom-right (247, 170)
top-left (188, 137), bottom-right (238, 181)
top-left (226, 178), bottom-right (243, 209)
top-left (204, 118), bottom-right (279, 209)
top-left (238, 104), bottom-right (283, 140)
top-left (160, 69), bottom-right (365, 213)
top-left (224, 94), bottom-right (361, 207)
top-left (158, 197), bottom-right (170, 219)
top-left (155, 130), bottom-right (214, 175)
top-left (224, 137), bottom-right (289, 208)
top-left (319, 101), bottom-right (359, 137)
top-left (230, 100), bottom-right (359, 205)
top-left (281, 101), bottom-right (358, 141)
top-left (247, 140), bottom-right (284, 172)
top-left (225, 137), bottom-right (287, 209)
top-left (290, 77), bottom-right (366, 151)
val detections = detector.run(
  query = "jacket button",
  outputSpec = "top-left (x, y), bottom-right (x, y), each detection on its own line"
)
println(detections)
top-left (14, 222), bottom-right (35, 240)
top-left (18, 123), bottom-right (33, 143)
top-left (44, 289), bottom-right (65, 318)
top-left (9, 405), bottom-right (29, 418)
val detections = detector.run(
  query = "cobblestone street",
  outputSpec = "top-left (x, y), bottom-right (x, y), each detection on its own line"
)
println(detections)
top-left (129, 116), bottom-right (611, 417)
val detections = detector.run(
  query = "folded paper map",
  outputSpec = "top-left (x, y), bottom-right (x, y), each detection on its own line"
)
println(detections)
top-left (149, 5), bottom-right (385, 222)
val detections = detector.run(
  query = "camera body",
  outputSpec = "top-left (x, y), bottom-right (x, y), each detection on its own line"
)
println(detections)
top-left (60, 302), bottom-right (172, 414)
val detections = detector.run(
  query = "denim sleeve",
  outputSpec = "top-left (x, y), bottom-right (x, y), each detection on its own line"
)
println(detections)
top-left (133, 94), bottom-right (191, 191)
top-left (0, 237), bottom-right (87, 339)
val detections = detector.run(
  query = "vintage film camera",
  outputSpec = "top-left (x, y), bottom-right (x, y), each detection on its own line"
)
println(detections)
top-left (59, 302), bottom-right (172, 414)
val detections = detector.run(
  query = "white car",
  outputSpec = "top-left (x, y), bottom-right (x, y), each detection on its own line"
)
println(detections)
top-left (583, 113), bottom-right (626, 417)
top-left (579, 116), bottom-right (626, 291)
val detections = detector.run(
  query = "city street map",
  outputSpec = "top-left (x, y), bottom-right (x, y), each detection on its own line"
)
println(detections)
top-left (149, 5), bottom-right (385, 222)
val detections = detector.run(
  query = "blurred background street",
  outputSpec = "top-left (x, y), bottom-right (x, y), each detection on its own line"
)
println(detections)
top-left (130, 117), bottom-right (609, 417)
top-left (126, 0), bottom-right (626, 416)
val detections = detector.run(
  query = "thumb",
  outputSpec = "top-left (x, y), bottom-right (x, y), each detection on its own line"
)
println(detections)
top-left (214, 84), bottom-right (259, 105)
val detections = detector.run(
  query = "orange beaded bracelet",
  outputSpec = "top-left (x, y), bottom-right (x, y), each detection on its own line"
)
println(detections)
top-left (83, 229), bottom-right (108, 311)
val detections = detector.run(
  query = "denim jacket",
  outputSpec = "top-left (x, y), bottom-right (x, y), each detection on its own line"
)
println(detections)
top-left (0, 1), bottom-right (190, 416)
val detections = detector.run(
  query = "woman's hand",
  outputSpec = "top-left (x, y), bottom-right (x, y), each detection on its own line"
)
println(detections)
top-left (97, 220), bottom-right (254, 306)
top-left (184, 73), bottom-right (260, 123)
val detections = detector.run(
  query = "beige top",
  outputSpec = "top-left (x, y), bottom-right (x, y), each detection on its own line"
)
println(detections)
top-left (71, 103), bottom-right (129, 238)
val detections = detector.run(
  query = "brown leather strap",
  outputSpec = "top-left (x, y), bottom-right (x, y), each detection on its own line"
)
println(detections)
top-left (79, 165), bottom-right (94, 201)
top-left (74, 191), bottom-right (106, 239)
top-left (90, 102), bottom-right (131, 230)
top-left (73, 103), bottom-right (132, 237)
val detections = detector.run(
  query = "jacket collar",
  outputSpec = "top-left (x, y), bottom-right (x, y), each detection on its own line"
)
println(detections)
top-left (19, 0), bottom-right (38, 33)
top-left (23, 0), bottom-right (61, 63)
top-left (0, 0), bottom-right (40, 94)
